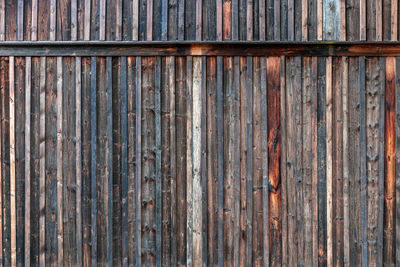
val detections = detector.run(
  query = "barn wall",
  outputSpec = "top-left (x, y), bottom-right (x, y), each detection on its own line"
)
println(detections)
top-left (1, 0), bottom-right (400, 267)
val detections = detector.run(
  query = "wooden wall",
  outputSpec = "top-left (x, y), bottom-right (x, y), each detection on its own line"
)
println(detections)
top-left (0, 55), bottom-right (399, 266)
top-left (1, 0), bottom-right (400, 267)
top-left (0, 0), bottom-right (399, 42)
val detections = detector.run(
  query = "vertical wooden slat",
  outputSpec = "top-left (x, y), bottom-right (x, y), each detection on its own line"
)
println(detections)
top-left (147, 0), bottom-right (153, 40)
top-left (154, 56), bottom-right (161, 267)
top-left (285, 56), bottom-right (298, 266)
top-left (216, 56), bottom-right (223, 267)
top-left (0, 0), bottom-right (4, 40)
top-left (17, 0), bottom-right (23, 40)
top-left (56, 56), bottom-right (63, 267)
top-left (90, 56), bottom-right (97, 266)
top-left (288, 0), bottom-right (294, 40)
top-left (168, 56), bottom-right (177, 266)
top-left (177, 0), bottom-right (184, 40)
top-left (302, 0), bottom-right (308, 40)
top-left (395, 56), bottom-right (400, 267)
top-left (39, 56), bottom-right (46, 267)
top-left (176, 57), bottom-right (187, 265)
top-left (280, 56), bottom-right (287, 266)
top-left (317, 56), bottom-right (327, 266)
top-left (391, 0), bottom-right (397, 40)
top-left (196, 0), bottom-right (202, 40)
top-left (106, 56), bottom-right (113, 266)
top-left (260, 57), bottom-right (268, 267)
top-left (333, 57), bottom-right (344, 267)
top-left (231, 0), bottom-right (238, 40)
top-left (311, 56), bottom-right (319, 266)
top-left (377, 56), bottom-right (385, 267)
top-left (317, 0), bottom-right (322, 40)
top-left (302, 56), bottom-right (312, 267)
top-left (365, 57), bottom-right (380, 266)
top-left (342, 56), bottom-right (350, 267)
top-left (267, 56), bottom-right (281, 267)
top-left (116, 0), bottom-right (122, 40)
top-left (186, 56), bottom-right (193, 267)
top-left (84, 0), bottom-right (91, 40)
top-left (258, 0), bottom-right (265, 40)
top-left (121, 56), bottom-right (128, 267)
top-left (99, 0), bottom-right (106, 40)
top-left (377, 0), bottom-right (383, 40)
top-left (360, 0), bottom-right (366, 40)
top-left (75, 57), bottom-right (82, 267)
top-left (49, 0), bottom-right (56, 40)
top-left (135, 56), bottom-right (142, 267)
top-left (294, 56), bottom-right (303, 266)
top-left (217, 0), bottom-right (222, 40)
top-left (133, 0), bottom-right (139, 40)
top-left (25, 56), bottom-right (31, 267)
top-left (359, 56), bottom-right (368, 267)
top-left (0, 59), bottom-right (3, 267)
top-left (192, 56), bottom-right (203, 267)
top-left (9, 56), bottom-right (16, 267)
top-left (71, 0), bottom-right (77, 40)
top-left (273, 0), bottom-right (280, 40)
top-left (233, 56), bottom-right (240, 267)
top-left (246, 0), bottom-right (253, 40)
top-left (201, 56), bottom-right (207, 266)
top-left (340, 0), bottom-right (346, 40)
top-left (31, 0), bottom-right (38, 41)
top-left (161, 0), bottom-right (167, 40)
top-left (384, 56), bottom-right (396, 266)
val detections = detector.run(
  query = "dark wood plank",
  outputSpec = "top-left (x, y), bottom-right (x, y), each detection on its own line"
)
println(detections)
top-left (90, 56), bottom-right (97, 266)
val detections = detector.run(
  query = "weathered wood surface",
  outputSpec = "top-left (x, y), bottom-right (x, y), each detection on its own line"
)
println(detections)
top-left (0, 0), bottom-right (399, 41)
top-left (1, 54), bottom-right (400, 266)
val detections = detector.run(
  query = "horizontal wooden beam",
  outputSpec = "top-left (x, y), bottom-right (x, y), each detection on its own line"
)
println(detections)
top-left (1, 41), bottom-right (400, 56)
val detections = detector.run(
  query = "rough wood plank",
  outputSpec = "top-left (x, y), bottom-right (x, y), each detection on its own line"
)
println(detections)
top-left (9, 56), bottom-right (16, 267)
top-left (246, 0), bottom-right (253, 40)
top-left (192, 56), bottom-right (203, 267)
top-left (39, 56), bottom-right (46, 267)
top-left (342, 56), bottom-right (350, 267)
top-left (25, 56), bottom-right (31, 267)
top-left (84, 0), bottom-right (91, 40)
top-left (384, 56), bottom-right (396, 266)
top-left (259, 0), bottom-right (265, 40)
top-left (391, 0), bottom-right (397, 40)
top-left (177, 0), bottom-right (185, 40)
top-left (17, 0), bottom-right (23, 40)
top-left (0, 0), bottom-right (4, 40)
top-left (106, 56), bottom-right (113, 266)
top-left (267, 56), bottom-right (281, 267)
top-left (90, 56), bottom-right (97, 266)
top-left (99, 0), bottom-right (106, 40)
top-left (311, 56), bottom-right (319, 266)
top-left (154, 56), bottom-right (161, 267)
top-left (147, 0), bottom-right (153, 40)
top-left (376, 0), bottom-right (383, 40)
top-left (56, 57), bottom-right (63, 266)
top-left (186, 56), bottom-right (193, 267)
top-left (340, 0), bottom-right (346, 40)
top-left (317, 0), bottom-right (322, 40)
top-left (49, 0), bottom-right (56, 40)
top-left (317, 56), bottom-right (327, 266)
top-left (176, 56), bottom-right (187, 265)
top-left (280, 56), bottom-right (287, 266)
top-left (260, 56), bottom-right (268, 267)
top-left (302, 56), bottom-right (312, 267)
top-left (377, 56), bottom-right (385, 267)
top-left (395, 56), bottom-right (400, 267)
top-left (360, 0), bottom-right (366, 40)
top-left (224, 0), bottom-right (232, 40)
top-left (302, 0), bottom-right (308, 40)
top-left (120, 56), bottom-right (128, 267)
top-left (365, 57), bottom-right (380, 266)
top-left (216, 56), bottom-right (224, 267)
top-left (116, 0), bottom-right (122, 40)
top-left (135, 56), bottom-right (142, 267)
top-left (75, 56), bottom-right (82, 267)
top-left (196, 0), bottom-right (202, 40)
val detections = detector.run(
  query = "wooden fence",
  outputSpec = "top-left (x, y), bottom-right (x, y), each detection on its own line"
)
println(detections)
top-left (1, 0), bottom-right (400, 267)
